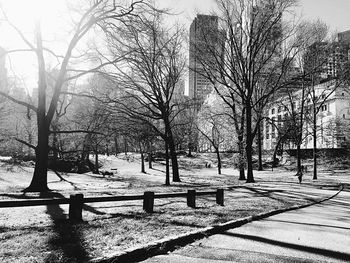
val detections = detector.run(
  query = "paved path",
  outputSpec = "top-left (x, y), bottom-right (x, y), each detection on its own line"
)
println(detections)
top-left (142, 189), bottom-right (350, 263)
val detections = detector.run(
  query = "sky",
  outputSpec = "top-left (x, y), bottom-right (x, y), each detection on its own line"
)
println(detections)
top-left (1, 0), bottom-right (350, 94)
top-left (158, 0), bottom-right (350, 32)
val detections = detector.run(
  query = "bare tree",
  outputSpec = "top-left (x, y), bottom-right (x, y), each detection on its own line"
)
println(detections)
top-left (193, 0), bottom-right (300, 182)
top-left (172, 98), bottom-right (199, 157)
top-left (197, 95), bottom-right (236, 174)
top-left (301, 26), bottom-right (348, 180)
top-left (0, 0), bottom-right (145, 191)
top-left (102, 9), bottom-right (186, 184)
top-left (264, 20), bottom-right (329, 174)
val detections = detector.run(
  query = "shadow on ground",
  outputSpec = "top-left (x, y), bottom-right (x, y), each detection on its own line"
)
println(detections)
top-left (40, 192), bottom-right (89, 263)
top-left (223, 232), bottom-right (350, 261)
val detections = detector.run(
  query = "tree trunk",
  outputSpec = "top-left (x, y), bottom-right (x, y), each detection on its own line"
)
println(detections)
top-left (124, 137), bottom-right (128, 155)
top-left (24, 22), bottom-right (49, 192)
top-left (78, 133), bottom-right (91, 173)
top-left (188, 143), bottom-right (192, 157)
top-left (245, 105), bottom-right (255, 183)
top-left (215, 147), bottom-right (221, 175)
top-left (257, 125), bottom-right (263, 171)
top-left (165, 140), bottom-right (170, 185)
top-left (105, 143), bottom-right (109, 156)
top-left (297, 144), bottom-right (302, 173)
top-left (52, 131), bottom-right (59, 165)
top-left (114, 136), bottom-right (119, 156)
top-left (148, 141), bottom-right (152, 169)
top-left (272, 136), bottom-right (283, 168)
top-left (140, 142), bottom-right (145, 173)
top-left (94, 150), bottom-right (99, 174)
top-left (238, 135), bottom-right (245, 180)
top-left (168, 138), bottom-right (180, 182)
top-left (166, 125), bottom-right (180, 182)
top-left (141, 151), bottom-right (145, 173)
top-left (313, 114), bottom-right (317, 180)
top-left (25, 127), bottom-right (50, 192)
top-left (148, 152), bottom-right (152, 169)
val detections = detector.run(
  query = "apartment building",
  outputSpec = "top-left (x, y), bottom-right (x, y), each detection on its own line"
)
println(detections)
top-left (264, 81), bottom-right (350, 151)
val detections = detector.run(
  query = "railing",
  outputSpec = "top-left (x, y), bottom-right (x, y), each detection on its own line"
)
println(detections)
top-left (0, 189), bottom-right (224, 222)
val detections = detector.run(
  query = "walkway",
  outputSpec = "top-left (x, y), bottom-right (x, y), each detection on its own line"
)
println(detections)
top-left (142, 189), bottom-right (350, 262)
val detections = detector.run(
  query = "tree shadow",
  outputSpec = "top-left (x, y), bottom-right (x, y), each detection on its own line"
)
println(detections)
top-left (39, 192), bottom-right (89, 263)
top-left (176, 182), bottom-right (212, 188)
top-left (51, 170), bottom-right (82, 190)
top-left (83, 203), bottom-right (107, 215)
top-left (223, 232), bottom-right (350, 261)
top-left (0, 193), bottom-right (30, 199)
top-left (265, 219), bottom-right (350, 231)
top-left (150, 167), bottom-right (165, 173)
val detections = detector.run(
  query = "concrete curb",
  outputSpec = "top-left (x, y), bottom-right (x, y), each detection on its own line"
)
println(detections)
top-left (89, 184), bottom-right (343, 263)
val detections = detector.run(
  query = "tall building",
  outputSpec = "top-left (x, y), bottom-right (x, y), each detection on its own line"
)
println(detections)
top-left (188, 15), bottom-right (219, 104)
top-left (173, 79), bottom-right (185, 101)
top-left (251, 0), bottom-right (283, 57)
top-left (303, 31), bottom-right (350, 83)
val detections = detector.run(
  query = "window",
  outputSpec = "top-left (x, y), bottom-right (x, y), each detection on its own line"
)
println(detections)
top-left (343, 114), bottom-right (346, 119)
top-left (321, 105), bottom-right (328, 112)
top-left (271, 108), bottom-right (275, 114)
top-left (277, 115), bottom-right (282, 128)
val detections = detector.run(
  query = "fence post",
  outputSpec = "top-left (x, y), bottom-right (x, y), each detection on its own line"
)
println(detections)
top-left (69, 194), bottom-right (84, 222)
top-left (216, 189), bottom-right (224, 206)
top-left (143, 191), bottom-right (154, 213)
top-left (187, 190), bottom-right (196, 208)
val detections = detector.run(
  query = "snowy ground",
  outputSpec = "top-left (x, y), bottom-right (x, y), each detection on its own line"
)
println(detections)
top-left (0, 153), bottom-right (348, 262)
top-left (0, 153), bottom-right (346, 228)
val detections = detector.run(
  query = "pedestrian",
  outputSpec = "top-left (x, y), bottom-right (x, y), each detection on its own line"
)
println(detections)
top-left (298, 170), bottom-right (303, 184)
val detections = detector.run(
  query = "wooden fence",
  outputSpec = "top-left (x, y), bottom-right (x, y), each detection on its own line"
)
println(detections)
top-left (0, 189), bottom-right (224, 222)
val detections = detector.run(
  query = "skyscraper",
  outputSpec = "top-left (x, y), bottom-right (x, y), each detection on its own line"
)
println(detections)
top-left (188, 15), bottom-right (219, 104)
top-left (303, 31), bottom-right (350, 84)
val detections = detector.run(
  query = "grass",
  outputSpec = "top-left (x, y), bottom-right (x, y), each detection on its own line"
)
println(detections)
top-left (0, 153), bottom-right (346, 262)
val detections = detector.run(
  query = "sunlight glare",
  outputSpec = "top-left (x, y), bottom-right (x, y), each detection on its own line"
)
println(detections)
top-left (0, 0), bottom-right (68, 94)
top-left (1, 0), bottom-right (64, 31)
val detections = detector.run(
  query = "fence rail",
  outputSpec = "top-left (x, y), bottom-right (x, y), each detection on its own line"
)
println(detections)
top-left (0, 198), bottom-right (70, 208)
top-left (0, 189), bottom-right (224, 222)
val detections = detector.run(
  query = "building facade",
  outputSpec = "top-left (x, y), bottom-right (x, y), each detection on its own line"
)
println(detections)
top-left (188, 14), bottom-right (219, 104)
top-left (264, 81), bottom-right (350, 151)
